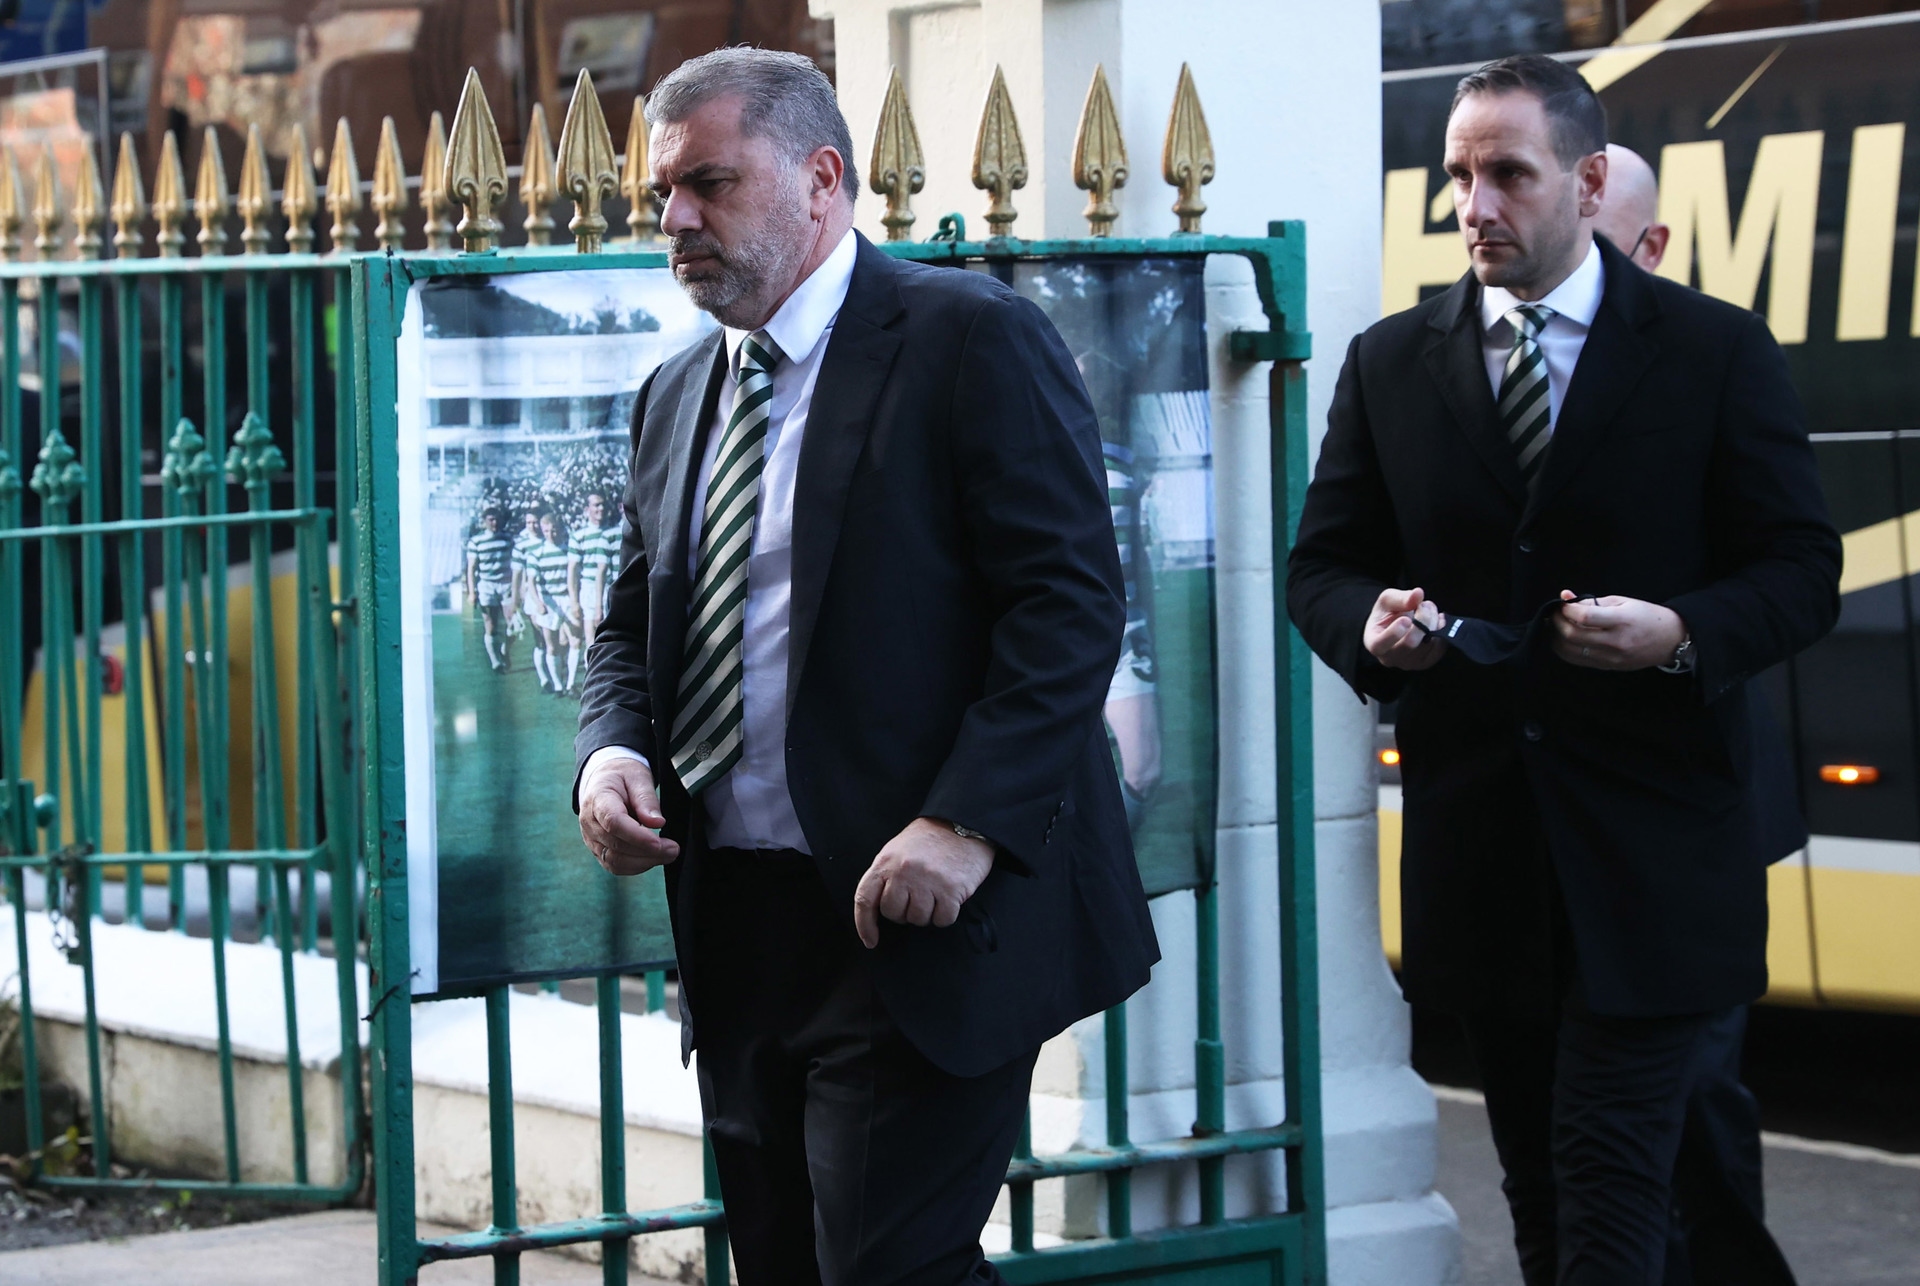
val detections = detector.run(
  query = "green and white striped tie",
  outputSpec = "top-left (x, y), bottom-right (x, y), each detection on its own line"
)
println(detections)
top-left (670, 331), bottom-right (782, 795)
top-left (1498, 304), bottom-right (1555, 489)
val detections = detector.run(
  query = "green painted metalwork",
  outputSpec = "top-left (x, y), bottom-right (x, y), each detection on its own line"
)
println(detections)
top-left (350, 225), bottom-right (1320, 1286)
top-left (0, 229), bottom-right (366, 1214)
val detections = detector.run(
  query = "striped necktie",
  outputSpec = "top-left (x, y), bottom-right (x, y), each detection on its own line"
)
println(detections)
top-left (1498, 304), bottom-right (1555, 488)
top-left (670, 330), bottom-right (782, 796)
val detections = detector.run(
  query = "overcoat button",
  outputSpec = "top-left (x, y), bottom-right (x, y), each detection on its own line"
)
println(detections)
top-left (1522, 721), bottom-right (1544, 743)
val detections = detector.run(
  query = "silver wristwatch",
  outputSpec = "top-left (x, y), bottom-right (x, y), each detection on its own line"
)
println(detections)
top-left (1658, 633), bottom-right (1695, 674)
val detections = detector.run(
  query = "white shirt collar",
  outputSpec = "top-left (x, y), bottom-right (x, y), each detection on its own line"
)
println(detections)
top-left (1479, 239), bottom-right (1605, 334)
top-left (724, 227), bottom-right (858, 370)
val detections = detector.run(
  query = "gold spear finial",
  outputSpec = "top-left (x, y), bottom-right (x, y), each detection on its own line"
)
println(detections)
top-left (556, 69), bottom-right (617, 254)
top-left (520, 101), bottom-right (557, 246)
top-left (73, 137), bottom-right (106, 258)
top-left (0, 147), bottom-right (21, 263)
top-left (869, 67), bottom-right (924, 243)
top-left (621, 96), bottom-right (657, 241)
top-left (972, 66), bottom-right (1028, 238)
top-left (1162, 63), bottom-right (1213, 234)
top-left (153, 130), bottom-right (186, 257)
top-left (372, 116), bottom-right (409, 250)
top-left (33, 142), bottom-right (64, 258)
top-left (447, 68), bottom-right (507, 253)
top-left (420, 110), bottom-right (453, 251)
top-left (111, 133), bottom-right (146, 258)
top-left (325, 117), bottom-right (362, 253)
top-left (1072, 65), bottom-right (1128, 237)
top-left (282, 123), bottom-right (317, 254)
top-left (236, 123), bottom-right (271, 254)
top-left (193, 127), bottom-right (229, 255)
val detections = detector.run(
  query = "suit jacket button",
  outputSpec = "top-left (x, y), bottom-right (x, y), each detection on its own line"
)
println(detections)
top-left (1522, 720), bottom-right (1544, 743)
top-left (1517, 537), bottom-right (1535, 554)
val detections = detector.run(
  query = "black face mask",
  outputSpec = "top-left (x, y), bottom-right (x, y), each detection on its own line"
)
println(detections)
top-left (1410, 594), bottom-right (1601, 667)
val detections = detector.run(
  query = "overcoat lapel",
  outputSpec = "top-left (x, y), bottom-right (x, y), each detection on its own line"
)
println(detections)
top-left (1423, 274), bottom-right (1529, 509)
top-left (651, 331), bottom-right (728, 710)
top-left (786, 238), bottom-right (904, 715)
top-left (1525, 244), bottom-right (1660, 516)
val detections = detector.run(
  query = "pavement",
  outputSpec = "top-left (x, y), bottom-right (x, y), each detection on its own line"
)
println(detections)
top-left (0, 1210), bottom-right (670, 1284)
top-left (1436, 1090), bottom-right (1920, 1285)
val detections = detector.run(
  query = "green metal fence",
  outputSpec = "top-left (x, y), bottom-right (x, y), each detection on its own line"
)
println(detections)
top-left (351, 217), bottom-right (1321, 1283)
top-left (0, 126), bottom-right (365, 1203)
top-left (0, 61), bottom-right (1325, 1286)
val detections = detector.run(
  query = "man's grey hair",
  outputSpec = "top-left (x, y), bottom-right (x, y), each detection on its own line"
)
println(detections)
top-left (646, 48), bottom-right (859, 202)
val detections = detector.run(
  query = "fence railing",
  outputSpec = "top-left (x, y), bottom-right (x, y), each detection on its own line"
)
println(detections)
top-left (0, 48), bottom-right (1323, 1286)
top-left (0, 117), bottom-right (368, 1200)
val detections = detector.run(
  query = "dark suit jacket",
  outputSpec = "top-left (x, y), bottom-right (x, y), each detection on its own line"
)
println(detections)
top-left (576, 234), bottom-right (1160, 1077)
top-left (1286, 236), bottom-right (1841, 1018)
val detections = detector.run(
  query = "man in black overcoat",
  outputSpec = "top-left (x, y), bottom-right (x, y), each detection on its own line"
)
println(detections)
top-left (1287, 56), bottom-right (1840, 1284)
top-left (571, 48), bottom-right (1158, 1286)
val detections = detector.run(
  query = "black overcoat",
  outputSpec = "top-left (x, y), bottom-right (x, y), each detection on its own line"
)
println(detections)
top-left (576, 234), bottom-right (1160, 1076)
top-left (1287, 236), bottom-right (1842, 1018)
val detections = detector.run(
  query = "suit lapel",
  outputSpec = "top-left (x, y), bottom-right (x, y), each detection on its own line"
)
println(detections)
top-left (1423, 273), bottom-right (1529, 508)
top-left (1526, 243), bottom-right (1660, 516)
top-left (786, 237), bottom-right (904, 715)
top-left (651, 331), bottom-right (727, 707)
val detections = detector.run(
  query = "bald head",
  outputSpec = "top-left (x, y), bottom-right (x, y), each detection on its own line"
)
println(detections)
top-left (1593, 144), bottom-right (1668, 270)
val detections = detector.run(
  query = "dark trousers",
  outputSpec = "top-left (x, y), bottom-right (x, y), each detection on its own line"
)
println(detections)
top-left (1665, 1008), bottom-right (1796, 1286)
top-left (1462, 994), bottom-right (1726, 1285)
top-left (692, 847), bottom-right (1039, 1286)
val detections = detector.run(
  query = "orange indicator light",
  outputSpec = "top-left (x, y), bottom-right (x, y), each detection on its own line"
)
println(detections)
top-left (1379, 748), bottom-right (1401, 767)
top-left (1819, 764), bottom-right (1879, 785)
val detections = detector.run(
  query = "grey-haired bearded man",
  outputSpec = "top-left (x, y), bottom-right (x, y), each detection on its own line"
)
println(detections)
top-left (572, 47), bottom-right (1159, 1286)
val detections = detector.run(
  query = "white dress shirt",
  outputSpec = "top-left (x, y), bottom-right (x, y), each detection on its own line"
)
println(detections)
top-left (1479, 239), bottom-right (1605, 434)
top-left (585, 228), bottom-right (857, 853)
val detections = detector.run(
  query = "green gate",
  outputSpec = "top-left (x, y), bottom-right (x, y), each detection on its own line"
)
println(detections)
top-left (0, 127), bottom-right (366, 1200)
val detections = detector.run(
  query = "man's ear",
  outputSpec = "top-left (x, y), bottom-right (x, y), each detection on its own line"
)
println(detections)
top-left (806, 145), bottom-right (847, 217)
top-left (1577, 149), bottom-right (1608, 219)
top-left (1638, 222), bottom-right (1671, 272)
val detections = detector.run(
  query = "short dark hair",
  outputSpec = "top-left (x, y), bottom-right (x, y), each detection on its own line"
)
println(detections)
top-left (647, 47), bottom-right (859, 204)
top-left (1450, 54), bottom-right (1607, 169)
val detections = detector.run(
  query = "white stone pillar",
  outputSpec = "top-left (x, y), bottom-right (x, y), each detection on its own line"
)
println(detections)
top-left (812, 3), bottom-right (1460, 1280)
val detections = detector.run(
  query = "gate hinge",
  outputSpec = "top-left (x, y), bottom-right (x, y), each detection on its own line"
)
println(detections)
top-left (1230, 328), bottom-right (1311, 363)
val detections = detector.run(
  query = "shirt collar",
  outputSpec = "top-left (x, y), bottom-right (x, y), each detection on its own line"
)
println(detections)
top-left (1479, 239), bottom-right (1605, 334)
top-left (724, 227), bottom-right (858, 371)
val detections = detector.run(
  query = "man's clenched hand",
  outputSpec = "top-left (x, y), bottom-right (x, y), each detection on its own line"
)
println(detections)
top-left (852, 818), bottom-right (995, 949)
top-left (1365, 586), bottom-right (1448, 671)
top-left (579, 757), bottom-right (680, 876)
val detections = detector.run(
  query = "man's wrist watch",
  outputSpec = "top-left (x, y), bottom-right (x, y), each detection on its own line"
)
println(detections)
top-left (1658, 632), bottom-right (1695, 674)
top-left (951, 822), bottom-right (988, 843)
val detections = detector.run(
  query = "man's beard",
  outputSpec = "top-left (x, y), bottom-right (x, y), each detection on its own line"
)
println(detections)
top-left (670, 194), bottom-right (812, 329)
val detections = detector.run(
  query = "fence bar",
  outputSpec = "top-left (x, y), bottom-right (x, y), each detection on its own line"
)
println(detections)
top-left (200, 272), bottom-right (231, 866)
top-left (287, 266), bottom-right (319, 949)
top-left (486, 986), bottom-right (522, 1286)
top-left (70, 860), bottom-right (111, 1176)
top-left (208, 863), bottom-right (242, 1180)
top-left (1103, 1003), bottom-right (1131, 1237)
top-left (77, 278), bottom-right (106, 890)
top-left (0, 279), bottom-right (20, 789)
top-left (1002, 1125), bottom-right (1301, 1183)
top-left (1010, 1112), bottom-right (1034, 1253)
top-left (158, 274), bottom-right (187, 926)
top-left (5, 783), bottom-right (44, 1180)
top-left (273, 859), bottom-right (309, 1184)
top-left (242, 271), bottom-right (274, 941)
top-left (596, 974), bottom-right (629, 1286)
top-left (0, 843), bottom-right (327, 869)
top-left (645, 969), bottom-right (664, 1014)
top-left (1272, 348), bottom-right (1328, 1278)
top-left (1194, 881), bottom-right (1225, 1224)
top-left (36, 280), bottom-right (68, 851)
top-left (418, 1200), bottom-right (727, 1262)
top-left (113, 273), bottom-right (151, 926)
top-left (702, 1137), bottom-right (729, 1282)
